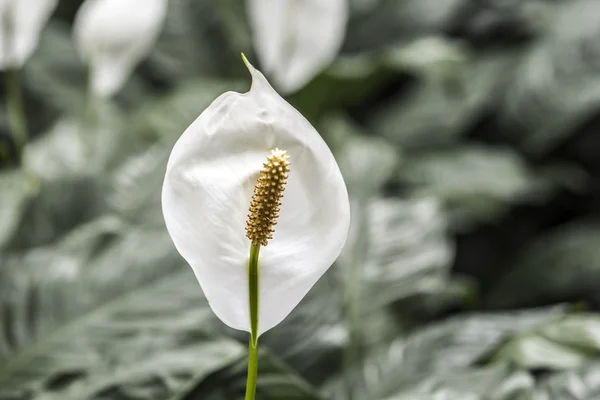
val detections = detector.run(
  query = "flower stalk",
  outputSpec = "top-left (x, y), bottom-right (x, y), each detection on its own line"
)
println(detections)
top-left (245, 243), bottom-right (261, 400)
top-left (3, 68), bottom-right (27, 163)
top-left (343, 201), bottom-right (369, 399)
top-left (79, 67), bottom-right (99, 159)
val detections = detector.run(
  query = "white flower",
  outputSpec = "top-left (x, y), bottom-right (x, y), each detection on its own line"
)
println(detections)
top-left (161, 57), bottom-right (350, 336)
top-left (73, 0), bottom-right (168, 98)
top-left (246, 0), bottom-right (349, 94)
top-left (0, 0), bottom-right (57, 69)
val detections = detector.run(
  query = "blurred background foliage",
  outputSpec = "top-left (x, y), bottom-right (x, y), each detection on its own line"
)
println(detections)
top-left (2, 0), bottom-right (600, 399)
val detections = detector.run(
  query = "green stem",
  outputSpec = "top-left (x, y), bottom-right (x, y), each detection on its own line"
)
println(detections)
top-left (343, 201), bottom-right (369, 400)
top-left (245, 338), bottom-right (259, 400)
top-left (80, 67), bottom-right (97, 159)
top-left (80, 70), bottom-right (93, 132)
top-left (245, 243), bottom-right (260, 400)
top-left (4, 68), bottom-right (28, 162)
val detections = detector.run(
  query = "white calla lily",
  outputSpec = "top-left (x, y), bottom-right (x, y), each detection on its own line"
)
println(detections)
top-left (0, 0), bottom-right (57, 69)
top-left (246, 0), bottom-right (349, 94)
top-left (73, 0), bottom-right (168, 98)
top-left (162, 56), bottom-right (350, 337)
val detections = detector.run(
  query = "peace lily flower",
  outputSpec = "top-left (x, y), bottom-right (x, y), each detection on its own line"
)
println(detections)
top-left (0, 0), bottom-right (57, 69)
top-left (73, 0), bottom-right (168, 98)
top-left (162, 55), bottom-right (350, 399)
top-left (246, 0), bottom-right (349, 94)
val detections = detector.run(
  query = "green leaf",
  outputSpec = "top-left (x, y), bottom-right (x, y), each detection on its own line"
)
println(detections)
top-left (500, 0), bottom-right (600, 154)
top-left (147, 0), bottom-right (252, 82)
top-left (540, 315), bottom-right (600, 351)
top-left (493, 335), bottom-right (589, 370)
top-left (106, 144), bottom-right (171, 226)
top-left (362, 197), bottom-right (455, 311)
top-left (491, 314), bottom-right (600, 370)
top-left (0, 269), bottom-right (243, 399)
top-left (259, 275), bottom-right (345, 383)
top-left (291, 55), bottom-right (396, 122)
top-left (324, 306), bottom-right (565, 399)
top-left (186, 350), bottom-right (325, 400)
top-left (395, 145), bottom-right (565, 228)
top-left (0, 215), bottom-right (236, 399)
top-left (383, 364), bottom-right (534, 400)
top-left (330, 114), bottom-right (400, 199)
top-left (534, 362), bottom-right (600, 399)
top-left (3, 178), bottom-right (104, 250)
top-left (148, 0), bottom-right (219, 82)
top-left (383, 36), bottom-right (470, 82)
top-left (24, 22), bottom-right (87, 115)
top-left (368, 53), bottom-right (514, 150)
top-left (293, 37), bottom-right (468, 123)
top-left (344, 0), bottom-right (468, 52)
top-left (27, 112), bottom-right (125, 181)
top-left (0, 170), bottom-right (37, 249)
top-left (3, 110), bottom-right (129, 249)
top-left (349, 0), bottom-right (380, 14)
top-left (486, 224), bottom-right (600, 309)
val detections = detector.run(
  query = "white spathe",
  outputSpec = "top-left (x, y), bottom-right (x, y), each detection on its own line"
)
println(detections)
top-left (247, 0), bottom-right (348, 94)
top-left (162, 58), bottom-right (350, 336)
top-left (0, 0), bottom-right (58, 69)
top-left (73, 0), bottom-right (168, 98)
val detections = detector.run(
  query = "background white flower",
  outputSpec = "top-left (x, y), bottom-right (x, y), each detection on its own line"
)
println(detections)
top-left (162, 59), bottom-right (351, 336)
top-left (73, 0), bottom-right (169, 98)
top-left (246, 0), bottom-right (349, 94)
top-left (0, 0), bottom-right (58, 70)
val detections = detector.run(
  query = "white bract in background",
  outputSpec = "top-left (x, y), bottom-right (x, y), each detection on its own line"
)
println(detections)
top-left (247, 0), bottom-right (349, 94)
top-left (73, 0), bottom-right (169, 98)
top-left (0, 0), bottom-right (58, 69)
top-left (162, 58), bottom-right (350, 336)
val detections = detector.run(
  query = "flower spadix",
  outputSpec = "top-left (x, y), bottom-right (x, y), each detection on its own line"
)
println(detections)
top-left (246, 148), bottom-right (291, 247)
top-left (0, 0), bottom-right (58, 69)
top-left (162, 56), bottom-right (350, 336)
top-left (73, 0), bottom-right (168, 98)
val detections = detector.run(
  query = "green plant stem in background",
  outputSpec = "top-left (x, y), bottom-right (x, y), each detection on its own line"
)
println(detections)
top-left (245, 243), bottom-right (260, 400)
top-left (344, 201), bottom-right (369, 400)
top-left (4, 68), bottom-right (28, 163)
top-left (80, 67), bottom-right (97, 157)
top-left (81, 71), bottom-right (93, 131)
top-left (215, 0), bottom-right (251, 57)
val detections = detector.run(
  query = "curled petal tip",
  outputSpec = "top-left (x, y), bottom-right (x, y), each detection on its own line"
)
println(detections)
top-left (241, 52), bottom-right (250, 66)
top-left (241, 53), bottom-right (256, 75)
top-left (240, 53), bottom-right (272, 93)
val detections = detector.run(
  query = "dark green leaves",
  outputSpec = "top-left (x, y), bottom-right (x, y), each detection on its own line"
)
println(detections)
top-left (3, 0), bottom-right (600, 398)
top-left (0, 269), bottom-right (244, 399)
top-left (492, 315), bottom-right (600, 370)
top-left (486, 224), bottom-right (600, 309)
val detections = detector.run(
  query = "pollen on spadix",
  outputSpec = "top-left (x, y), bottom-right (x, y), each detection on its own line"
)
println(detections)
top-left (246, 149), bottom-right (291, 246)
